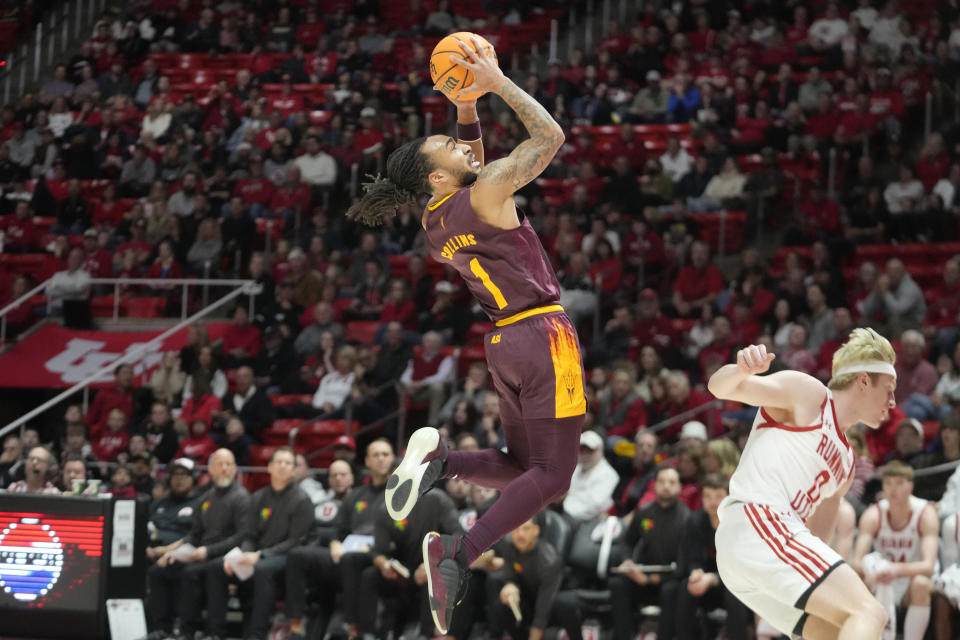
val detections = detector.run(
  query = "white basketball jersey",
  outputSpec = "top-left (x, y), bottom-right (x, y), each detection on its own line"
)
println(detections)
top-left (727, 390), bottom-right (854, 521)
top-left (874, 495), bottom-right (928, 564)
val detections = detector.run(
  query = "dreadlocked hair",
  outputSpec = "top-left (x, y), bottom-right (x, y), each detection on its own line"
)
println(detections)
top-left (346, 138), bottom-right (432, 226)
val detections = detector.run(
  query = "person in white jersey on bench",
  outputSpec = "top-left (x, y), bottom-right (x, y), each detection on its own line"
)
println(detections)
top-left (852, 461), bottom-right (938, 640)
top-left (709, 328), bottom-right (896, 639)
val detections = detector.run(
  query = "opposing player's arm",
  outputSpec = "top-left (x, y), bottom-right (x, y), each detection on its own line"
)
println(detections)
top-left (707, 343), bottom-right (825, 415)
top-left (894, 504), bottom-right (939, 578)
top-left (851, 505), bottom-right (880, 577)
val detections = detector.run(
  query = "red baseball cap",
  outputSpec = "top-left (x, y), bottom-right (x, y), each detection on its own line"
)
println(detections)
top-left (334, 435), bottom-right (356, 451)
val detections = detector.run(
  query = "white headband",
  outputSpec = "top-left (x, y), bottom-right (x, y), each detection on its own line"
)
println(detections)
top-left (833, 361), bottom-right (897, 380)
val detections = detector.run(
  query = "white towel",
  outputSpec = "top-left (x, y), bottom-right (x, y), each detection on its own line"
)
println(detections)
top-left (863, 552), bottom-right (897, 640)
top-left (935, 563), bottom-right (960, 608)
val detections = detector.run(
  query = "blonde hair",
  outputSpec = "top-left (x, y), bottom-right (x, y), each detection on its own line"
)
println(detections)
top-left (828, 327), bottom-right (896, 390)
top-left (706, 438), bottom-right (740, 477)
top-left (878, 460), bottom-right (914, 481)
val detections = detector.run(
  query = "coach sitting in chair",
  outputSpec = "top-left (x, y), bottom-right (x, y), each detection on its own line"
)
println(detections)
top-left (149, 449), bottom-right (250, 639)
top-left (675, 474), bottom-right (750, 640)
top-left (608, 465), bottom-right (689, 640)
top-left (487, 515), bottom-right (584, 640)
top-left (205, 446), bottom-right (313, 640)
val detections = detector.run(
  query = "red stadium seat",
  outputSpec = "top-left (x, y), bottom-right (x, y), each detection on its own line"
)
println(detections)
top-left (268, 394), bottom-right (313, 407)
top-left (123, 297), bottom-right (166, 318)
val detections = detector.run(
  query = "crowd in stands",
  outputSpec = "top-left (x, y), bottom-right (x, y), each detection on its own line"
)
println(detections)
top-left (4, 0), bottom-right (960, 638)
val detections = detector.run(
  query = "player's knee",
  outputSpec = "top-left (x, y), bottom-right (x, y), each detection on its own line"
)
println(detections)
top-left (856, 597), bottom-right (889, 628)
top-left (909, 574), bottom-right (934, 602)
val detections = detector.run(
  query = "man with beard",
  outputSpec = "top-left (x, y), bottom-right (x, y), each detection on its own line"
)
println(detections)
top-left (613, 430), bottom-right (659, 513)
top-left (675, 475), bottom-right (750, 640)
top-left (609, 466), bottom-right (689, 640)
top-left (146, 458), bottom-right (200, 552)
top-left (147, 449), bottom-right (249, 639)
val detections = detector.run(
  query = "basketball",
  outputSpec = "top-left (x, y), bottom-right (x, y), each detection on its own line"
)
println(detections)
top-left (430, 32), bottom-right (498, 102)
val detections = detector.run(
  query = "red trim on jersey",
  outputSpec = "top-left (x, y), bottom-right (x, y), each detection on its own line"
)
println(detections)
top-left (745, 504), bottom-right (817, 583)
top-left (829, 397), bottom-right (850, 448)
top-left (885, 507), bottom-right (913, 533)
top-left (764, 506), bottom-right (831, 572)
top-left (756, 397), bottom-right (827, 432)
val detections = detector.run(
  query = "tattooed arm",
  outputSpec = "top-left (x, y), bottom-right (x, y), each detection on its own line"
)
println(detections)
top-left (445, 36), bottom-right (564, 227)
top-left (473, 78), bottom-right (565, 199)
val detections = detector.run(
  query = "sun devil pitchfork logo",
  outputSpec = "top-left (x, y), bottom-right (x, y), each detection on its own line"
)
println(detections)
top-left (0, 518), bottom-right (64, 602)
top-left (45, 338), bottom-right (166, 384)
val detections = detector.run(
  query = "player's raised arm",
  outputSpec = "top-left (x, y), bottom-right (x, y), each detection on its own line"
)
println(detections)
top-left (707, 343), bottom-right (825, 413)
top-left (453, 97), bottom-right (484, 169)
top-left (447, 37), bottom-right (564, 217)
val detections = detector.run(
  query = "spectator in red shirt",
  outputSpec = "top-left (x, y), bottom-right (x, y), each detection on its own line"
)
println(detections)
top-left (219, 305), bottom-right (261, 368)
top-left (91, 182), bottom-right (126, 227)
top-left (598, 367), bottom-right (649, 446)
top-left (176, 372), bottom-right (222, 431)
top-left (379, 278), bottom-right (418, 332)
top-left (865, 405), bottom-right (907, 464)
top-left (805, 92), bottom-right (840, 141)
top-left (815, 307), bottom-right (854, 381)
top-left (269, 165), bottom-right (312, 225)
top-left (174, 418), bottom-right (218, 464)
top-left (672, 241), bottom-right (725, 317)
top-left (785, 182), bottom-right (841, 244)
top-left (699, 315), bottom-right (736, 382)
top-left (81, 228), bottom-right (112, 277)
top-left (589, 238), bottom-right (623, 293)
top-left (869, 68), bottom-right (905, 137)
top-left (631, 289), bottom-right (677, 359)
top-left (85, 363), bottom-right (135, 440)
top-left (232, 156), bottom-right (276, 218)
top-left (663, 371), bottom-right (719, 440)
top-left (838, 93), bottom-right (879, 139)
top-left (147, 239), bottom-right (182, 282)
top-left (0, 201), bottom-right (37, 253)
top-left (914, 132), bottom-right (950, 191)
top-left (269, 74), bottom-right (304, 119)
top-left (93, 408), bottom-right (130, 461)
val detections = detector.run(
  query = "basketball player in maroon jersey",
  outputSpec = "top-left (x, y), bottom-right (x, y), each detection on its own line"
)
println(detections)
top-left (347, 37), bottom-right (585, 634)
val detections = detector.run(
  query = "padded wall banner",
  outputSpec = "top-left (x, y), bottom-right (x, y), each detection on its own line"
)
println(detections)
top-left (0, 323), bottom-right (228, 388)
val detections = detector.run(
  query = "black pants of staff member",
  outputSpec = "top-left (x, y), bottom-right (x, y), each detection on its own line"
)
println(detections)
top-left (206, 554), bottom-right (287, 639)
top-left (357, 563), bottom-right (435, 637)
top-left (146, 561), bottom-right (188, 633)
top-left (675, 577), bottom-right (751, 640)
top-left (339, 551), bottom-right (374, 630)
top-left (609, 576), bottom-right (680, 640)
top-left (487, 587), bottom-right (584, 640)
top-left (284, 545), bottom-right (340, 622)
top-left (176, 558), bottom-right (223, 637)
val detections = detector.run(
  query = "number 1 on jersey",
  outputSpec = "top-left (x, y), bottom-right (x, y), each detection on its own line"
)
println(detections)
top-left (469, 258), bottom-right (508, 310)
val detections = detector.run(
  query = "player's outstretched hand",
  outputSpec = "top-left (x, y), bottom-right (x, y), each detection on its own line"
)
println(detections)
top-left (447, 36), bottom-right (505, 95)
top-left (736, 343), bottom-right (775, 376)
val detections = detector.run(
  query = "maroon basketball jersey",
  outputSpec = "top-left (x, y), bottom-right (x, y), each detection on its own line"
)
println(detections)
top-left (423, 188), bottom-right (561, 322)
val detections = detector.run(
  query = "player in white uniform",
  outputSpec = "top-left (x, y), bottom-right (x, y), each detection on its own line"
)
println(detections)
top-left (709, 329), bottom-right (896, 639)
top-left (852, 461), bottom-right (939, 640)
